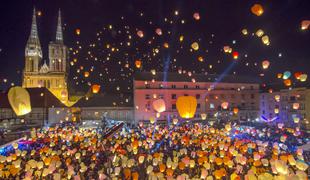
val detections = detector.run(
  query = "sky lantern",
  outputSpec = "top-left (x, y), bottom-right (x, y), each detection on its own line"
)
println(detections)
top-left (274, 95), bottom-right (280, 102)
top-left (255, 29), bottom-right (264, 37)
top-left (152, 99), bottom-right (166, 113)
top-left (293, 103), bottom-right (300, 110)
top-left (232, 51), bottom-right (239, 59)
top-left (155, 28), bottom-right (162, 35)
top-left (179, 35), bottom-right (184, 42)
top-left (201, 113), bottom-right (207, 120)
top-left (223, 46), bottom-right (232, 53)
top-left (294, 72), bottom-right (302, 80)
top-left (284, 79), bottom-right (292, 87)
top-left (241, 28), bottom-right (248, 35)
top-left (233, 107), bottom-right (239, 115)
top-left (301, 20), bottom-right (310, 30)
top-left (163, 42), bottom-right (169, 48)
top-left (300, 74), bottom-right (307, 82)
top-left (283, 71), bottom-right (291, 79)
top-left (91, 84), bottom-right (101, 94)
top-left (277, 73), bottom-right (283, 79)
top-left (262, 35), bottom-right (270, 45)
top-left (221, 102), bottom-right (229, 109)
top-left (75, 29), bottom-right (81, 35)
top-left (193, 12), bottom-right (200, 20)
top-left (176, 96), bottom-right (197, 119)
top-left (8, 86), bottom-right (31, 116)
top-left (137, 30), bottom-right (144, 38)
top-left (251, 4), bottom-right (264, 16)
top-left (198, 56), bottom-right (204, 62)
top-left (84, 71), bottom-right (90, 78)
top-left (191, 42), bottom-right (199, 51)
top-left (274, 108), bottom-right (279, 114)
top-left (135, 60), bottom-right (142, 68)
top-left (262, 60), bottom-right (270, 69)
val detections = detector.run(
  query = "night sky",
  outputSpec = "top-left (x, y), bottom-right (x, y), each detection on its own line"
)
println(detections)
top-left (0, 0), bottom-right (309, 92)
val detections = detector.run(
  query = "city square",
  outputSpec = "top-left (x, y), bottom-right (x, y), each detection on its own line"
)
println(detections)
top-left (0, 0), bottom-right (309, 179)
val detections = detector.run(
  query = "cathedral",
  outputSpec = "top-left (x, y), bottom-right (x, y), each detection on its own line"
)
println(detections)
top-left (22, 8), bottom-right (72, 105)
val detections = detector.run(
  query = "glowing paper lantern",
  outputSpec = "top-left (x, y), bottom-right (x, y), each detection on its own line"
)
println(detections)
top-left (274, 108), bottom-right (279, 114)
top-left (223, 46), bottom-right (232, 53)
top-left (232, 52), bottom-right (239, 59)
top-left (283, 79), bottom-right (292, 87)
top-left (193, 13), bottom-right (200, 20)
top-left (173, 118), bottom-right (178, 125)
top-left (301, 20), bottom-right (310, 30)
top-left (262, 35), bottom-right (270, 45)
top-left (277, 73), bottom-right (283, 79)
top-left (255, 29), bottom-right (264, 37)
top-left (176, 96), bottom-right (197, 119)
top-left (251, 4), bottom-right (264, 16)
top-left (135, 60), bottom-right (142, 68)
top-left (201, 113), bottom-right (207, 120)
top-left (198, 56), bottom-right (204, 62)
top-left (242, 29), bottom-right (248, 35)
top-left (300, 74), bottom-right (307, 82)
top-left (149, 117), bottom-right (155, 124)
top-left (275, 95), bottom-right (280, 102)
top-left (179, 35), bottom-right (184, 42)
top-left (163, 42), bottom-right (169, 48)
top-left (84, 71), bottom-right (90, 78)
top-left (221, 102), bottom-right (229, 109)
top-left (155, 28), bottom-right (162, 36)
top-left (233, 107), bottom-right (239, 114)
top-left (293, 103), bottom-right (299, 110)
top-left (91, 84), bottom-right (101, 94)
top-left (137, 30), bottom-right (144, 38)
top-left (8, 86), bottom-right (31, 116)
top-left (294, 72), bottom-right (302, 80)
top-left (283, 71), bottom-right (291, 79)
top-left (191, 42), bottom-right (199, 51)
top-left (75, 29), bottom-right (81, 35)
top-left (262, 60), bottom-right (270, 69)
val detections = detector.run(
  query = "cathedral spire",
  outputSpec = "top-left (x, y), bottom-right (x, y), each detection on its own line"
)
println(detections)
top-left (30, 7), bottom-right (39, 40)
top-left (56, 9), bottom-right (63, 43)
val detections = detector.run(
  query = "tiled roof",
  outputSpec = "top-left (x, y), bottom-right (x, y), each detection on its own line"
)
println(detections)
top-left (0, 88), bottom-right (67, 108)
top-left (73, 93), bottom-right (133, 108)
top-left (134, 72), bottom-right (261, 84)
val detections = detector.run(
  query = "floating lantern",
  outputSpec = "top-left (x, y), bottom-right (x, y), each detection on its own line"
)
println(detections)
top-left (301, 20), bottom-right (310, 30)
top-left (255, 29), bottom-right (264, 37)
top-left (8, 86), bottom-right (31, 116)
top-left (262, 35), bottom-right (270, 45)
top-left (283, 71), bottom-right (291, 79)
top-left (176, 96), bottom-right (197, 119)
top-left (201, 113), bottom-right (207, 120)
top-left (274, 95), bottom-right (280, 102)
top-left (155, 28), bottom-right (162, 35)
top-left (84, 71), bottom-right (90, 78)
top-left (91, 84), bottom-right (101, 94)
top-left (293, 103), bottom-right (299, 110)
top-left (300, 74), bottom-right (307, 82)
top-left (262, 60), bottom-right (270, 69)
top-left (221, 102), bottom-right (229, 110)
top-left (191, 42), bottom-right (199, 51)
top-left (137, 30), bottom-right (144, 38)
top-left (75, 29), bottom-right (81, 35)
top-left (283, 79), bottom-right (292, 87)
top-left (153, 99), bottom-right (166, 113)
top-left (241, 29), bottom-right (248, 35)
top-left (135, 60), bottom-right (142, 68)
top-left (251, 4), bottom-right (264, 16)
top-left (193, 13), bottom-right (200, 20)
top-left (233, 107), bottom-right (239, 115)
top-left (232, 52), bottom-right (239, 59)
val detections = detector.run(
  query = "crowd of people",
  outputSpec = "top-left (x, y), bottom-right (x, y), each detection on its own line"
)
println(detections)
top-left (0, 121), bottom-right (308, 179)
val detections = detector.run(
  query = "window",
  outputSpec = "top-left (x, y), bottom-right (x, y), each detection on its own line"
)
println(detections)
top-left (220, 94), bottom-right (225, 99)
top-left (251, 94), bottom-right (255, 99)
top-left (195, 85), bottom-right (200, 89)
top-left (159, 84), bottom-right (164, 88)
top-left (210, 103), bottom-right (215, 109)
top-left (197, 103), bottom-right (201, 109)
top-left (145, 84), bottom-right (150, 88)
top-left (196, 94), bottom-right (200, 99)
top-left (184, 94), bottom-right (188, 96)
top-left (241, 103), bottom-right (245, 107)
top-left (171, 94), bottom-right (177, 99)
top-left (171, 84), bottom-right (176, 89)
top-left (250, 86), bottom-right (254, 90)
top-left (241, 94), bottom-right (245, 99)
top-left (159, 94), bottom-right (164, 99)
top-left (231, 94), bottom-right (235, 99)
top-left (172, 104), bottom-right (176, 110)
top-left (145, 94), bottom-right (150, 99)
top-left (145, 103), bottom-right (151, 111)
top-left (184, 85), bottom-right (188, 89)
top-left (210, 95), bottom-right (214, 99)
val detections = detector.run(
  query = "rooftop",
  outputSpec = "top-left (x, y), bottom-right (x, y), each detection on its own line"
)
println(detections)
top-left (0, 88), bottom-right (67, 108)
top-left (134, 72), bottom-right (261, 84)
top-left (73, 93), bottom-right (133, 108)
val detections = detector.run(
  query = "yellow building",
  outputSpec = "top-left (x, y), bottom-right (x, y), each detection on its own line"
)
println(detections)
top-left (22, 8), bottom-right (75, 106)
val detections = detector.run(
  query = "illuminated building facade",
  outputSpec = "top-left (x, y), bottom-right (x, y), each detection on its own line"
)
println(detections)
top-left (22, 8), bottom-right (70, 104)
top-left (260, 87), bottom-right (310, 130)
top-left (133, 72), bottom-right (260, 124)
